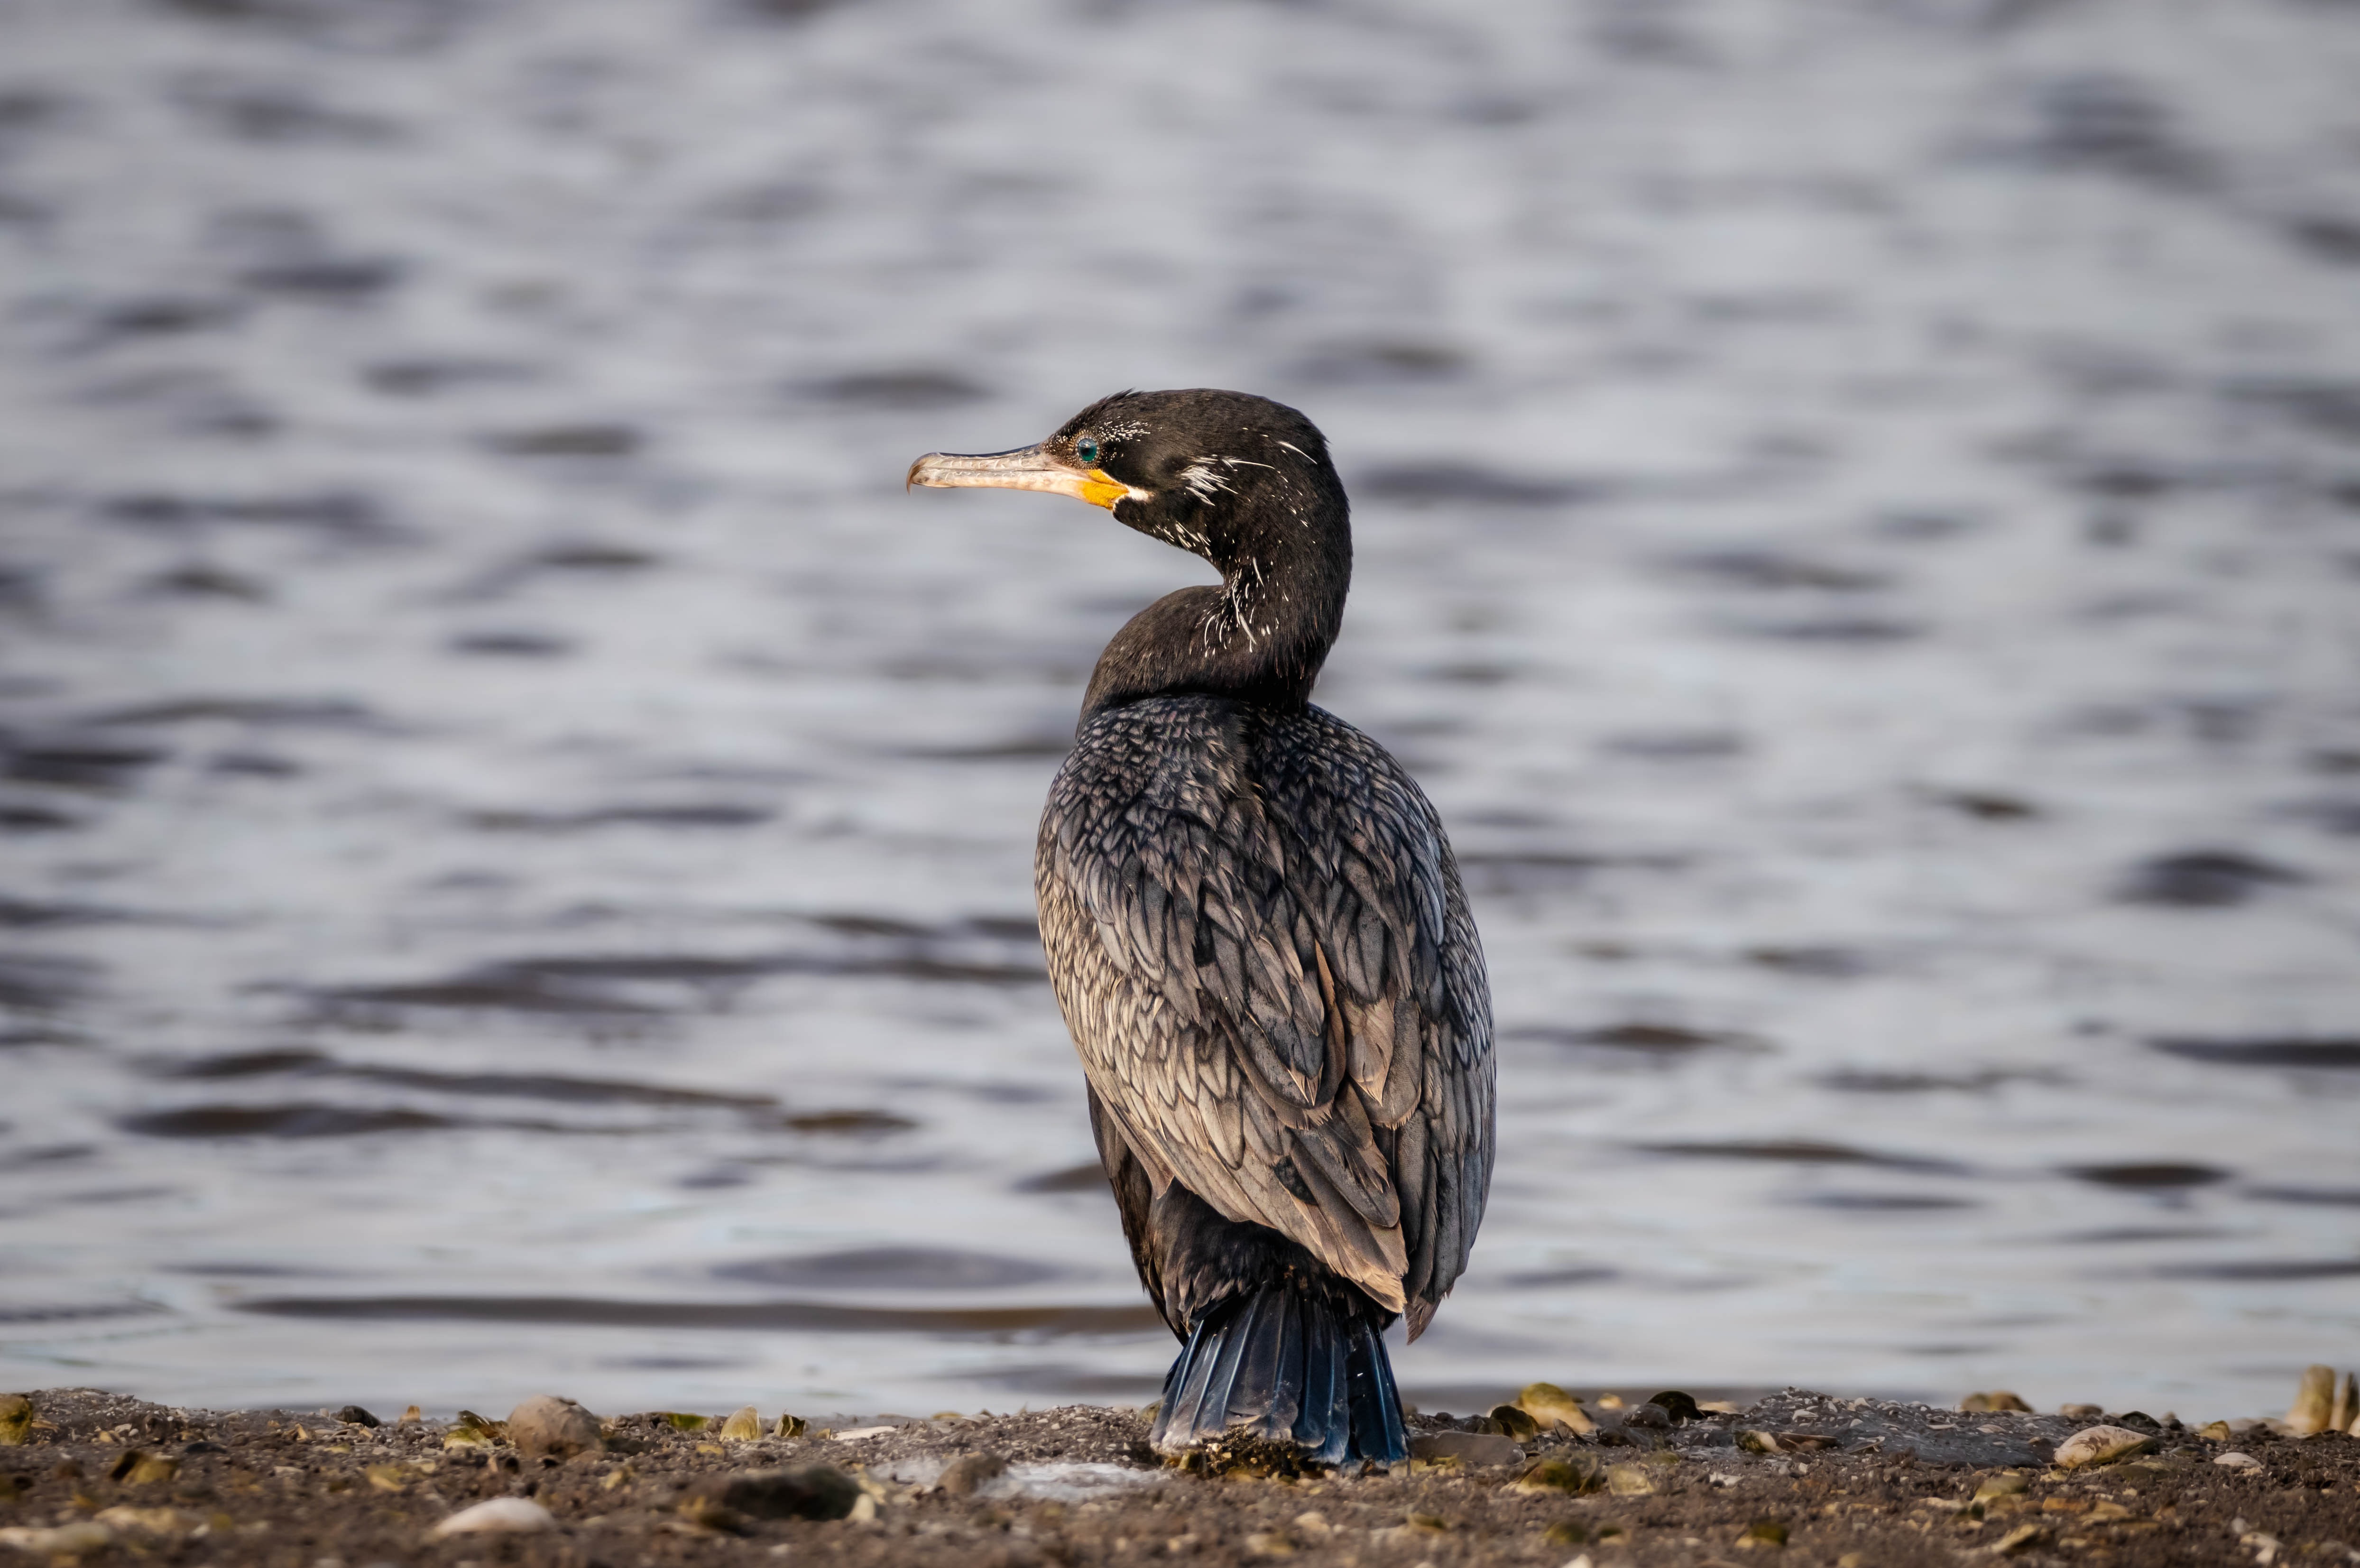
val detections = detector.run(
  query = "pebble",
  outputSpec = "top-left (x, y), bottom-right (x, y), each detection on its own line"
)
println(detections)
top-left (507, 1395), bottom-right (604, 1462)
top-left (2286, 1365), bottom-right (2337, 1435)
top-left (92, 1506), bottom-right (189, 1538)
top-left (2215, 1452), bottom-right (2263, 1469)
top-left (2330, 1371), bottom-right (2357, 1435)
top-left (431, 1497), bottom-right (557, 1536)
top-left (1408, 1430), bottom-right (1524, 1467)
top-left (1489, 1403), bottom-right (1540, 1440)
top-left (2054, 1425), bottom-right (2159, 1469)
top-left (685, 1465), bottom-right (863, 1522)
top-left (2059, 1403), bottom-right (2103, 1420)
top-left (0, 1522), bottom-right (114, 1555)
top-left (938, 1452), bottom-right (1008, 1497)
top-left (1517, 1383), bottom-right (1595, 1436)
top-left (1961, 1391), bottom-right (2032, 1413)
top-left (1604, 1463), bottom-right (1657, 1496)
top-left (1508, 1457), bottom-right (1592, 1495)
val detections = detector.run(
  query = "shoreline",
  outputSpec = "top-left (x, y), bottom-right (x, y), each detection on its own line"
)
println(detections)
top-left (4, 1381), bottom-right (2356, 1566)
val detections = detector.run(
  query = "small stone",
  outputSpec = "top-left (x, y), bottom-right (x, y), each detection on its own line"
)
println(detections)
top-left (2215, 1452), bottom-right (2262, 1469)
top-left (674, 1495), bottom-right (751, 1536)
top-left (1490, 1404), bottom-right (1540, 1440)
top-left (122, 1453), bottom-right (179, 1486)
top-left (92, 1506), bottom-right (189, 1538)
top-left (1509, 1457), bottom-right (1596, 1495)
top-left (1291, 1512), bottom-right (1332, 1538)
top-left (1647, 1391), bottom-right (1702, 1422)
top-left (1737, 1430), bottom-right (1781, 1454)
top-left (431, 1497), bottom-right (557, 1536)
top-left (689, 1465), bottom-right (863, 1521)
top-left (719, 1405), bottom-right (763, 1442)
top-left (0, 1395), bottom-right (30, 1446)
top-left (2054, 1425), bottom-right (2159, 1469)
top-left (2286, 1365), bottom-right (2337, 1435)
top-left (1543, 1521), bottom-right (1589, 1548)
top-left (1991, 1522), bottom-right (2045, 1555)
top-left (1408, 1430), bottom-right (1523, 1467)
top-left (0, 1521), bottom-right (112, 1555)
top-left (1973, 1473), bottom-right (2030, 1502)
top-left (507, 1396), bottom-right (604, 1462)
top-left (1604, 1463), bottom-right (1656, 1496)
top-left (1516, 1383), bottom-right (1595, 1436)
top-left (336, 1405), bottom-right (381, 1428)
top-left (1736, 1517), bottom-right (1788, 1550)
top-left (1961, 1392), bottom-right (2033, 1413)
top-left (2059, 1403), bottom-right (2103, 1420)
top-left (1621, 1402), bottom-right (1670, 1431)
top-left (1244, 1531), bottom-right (1295, 1556)
top-left (937, 1452), bottom-right (1007, 1497)
top-left (2332, 1372), bottom-right (2357, 1434)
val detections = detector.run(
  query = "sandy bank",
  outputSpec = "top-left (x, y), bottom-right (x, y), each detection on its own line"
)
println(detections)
top-left (3, 1384), bottom-right (2356, 1567)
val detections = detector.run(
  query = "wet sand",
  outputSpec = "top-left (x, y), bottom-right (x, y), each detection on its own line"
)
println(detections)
top-left (5, 1385), bottom-right (2358, 1567)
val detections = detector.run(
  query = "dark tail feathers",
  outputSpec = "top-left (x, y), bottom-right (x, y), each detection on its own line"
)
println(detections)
top-left (1148, 1285), bottom-right (1407, 1465)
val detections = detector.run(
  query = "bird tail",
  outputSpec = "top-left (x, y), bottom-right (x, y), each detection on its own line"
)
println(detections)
top-left (1148, 1283), bottom-right (1407, 1466)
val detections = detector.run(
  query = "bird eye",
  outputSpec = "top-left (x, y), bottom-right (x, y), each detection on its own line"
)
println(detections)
top-left (1075, 437), bottom-right (1100, 466)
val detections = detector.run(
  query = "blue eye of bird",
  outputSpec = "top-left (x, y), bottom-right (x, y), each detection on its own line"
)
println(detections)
top-left (1075, 437), bottom-right (1100, 466)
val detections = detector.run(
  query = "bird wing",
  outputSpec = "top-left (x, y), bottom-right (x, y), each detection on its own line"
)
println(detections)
top-left (1035, 697), bottom-right (1493, 1331)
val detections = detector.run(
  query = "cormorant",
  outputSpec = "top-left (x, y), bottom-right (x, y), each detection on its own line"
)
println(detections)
top-left (908, 389), bottom-right (1493, 1466)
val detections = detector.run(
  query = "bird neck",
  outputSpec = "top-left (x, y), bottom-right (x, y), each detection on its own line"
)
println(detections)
top-left (1080, 530), bottom-right (1350, 721)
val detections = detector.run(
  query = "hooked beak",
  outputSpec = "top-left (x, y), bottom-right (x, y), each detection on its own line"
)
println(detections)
top-left (905, 443), bottom-right (1134, 511)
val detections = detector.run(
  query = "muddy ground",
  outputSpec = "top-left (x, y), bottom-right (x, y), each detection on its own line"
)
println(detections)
top-left (3, 1387), bottom-right (2355, 1567)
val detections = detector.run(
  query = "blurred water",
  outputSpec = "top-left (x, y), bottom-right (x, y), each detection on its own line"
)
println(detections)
top-left (1, 0), bottom-right (2356, 1422)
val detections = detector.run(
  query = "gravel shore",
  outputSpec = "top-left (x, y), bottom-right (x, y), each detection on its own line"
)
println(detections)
top-left (5, 1384), bottom-right (2356, 1566)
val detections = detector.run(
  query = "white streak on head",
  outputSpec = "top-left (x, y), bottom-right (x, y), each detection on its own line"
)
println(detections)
top-left (1179, 461), bottom-right (1231, 503)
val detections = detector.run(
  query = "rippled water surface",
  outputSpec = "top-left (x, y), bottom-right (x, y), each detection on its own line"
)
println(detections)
top-left (2, 0), bottom-right (2357, 1420)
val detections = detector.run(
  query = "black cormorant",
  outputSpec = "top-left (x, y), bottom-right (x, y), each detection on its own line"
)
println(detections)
top-left (908, 389), bottom-right (1493, 1465)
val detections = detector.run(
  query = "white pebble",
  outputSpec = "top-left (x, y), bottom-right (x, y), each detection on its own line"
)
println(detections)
top-left (431, 1497), bottom-right (558, 1536)
top-left (2054, 1424), bottom-right (2157, 1469)
top-left (2214, 1452), bottom-right (2262, 1469)
top-left (0, 1523), bottom-right (115, 1555)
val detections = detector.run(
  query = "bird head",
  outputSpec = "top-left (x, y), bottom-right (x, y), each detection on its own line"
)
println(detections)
top-left (907, 388), bottom-right (1347, 574)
